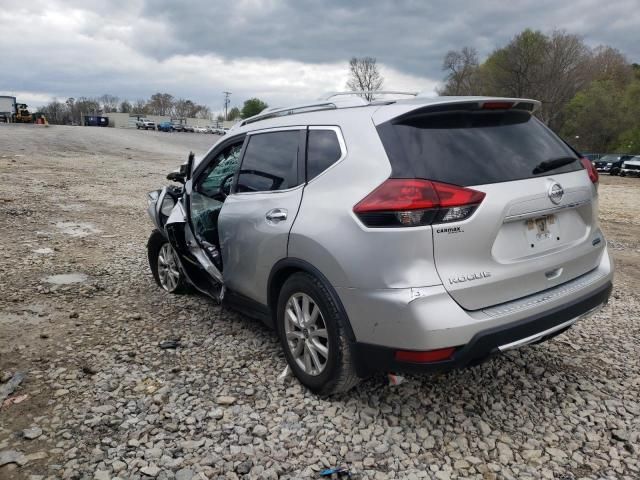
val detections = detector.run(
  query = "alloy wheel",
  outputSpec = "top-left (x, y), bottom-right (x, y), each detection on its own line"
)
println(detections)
top-left (157, 243), bottom-right (181, 292)
top-left (284, 293), bottom-right (330, 376)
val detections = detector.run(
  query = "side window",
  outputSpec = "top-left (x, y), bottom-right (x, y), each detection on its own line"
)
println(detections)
top-left (236, 131), bottom-right (300, 193)
top-left (197, 143), bottom-right (243, 197)
top-left (307, 129), bottom-right (342, 181)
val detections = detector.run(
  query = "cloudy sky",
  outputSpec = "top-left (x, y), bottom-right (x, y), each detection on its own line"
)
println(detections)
top-left (1, 0), bottom-right (639, 113)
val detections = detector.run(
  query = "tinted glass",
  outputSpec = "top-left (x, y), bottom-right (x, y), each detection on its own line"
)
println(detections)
top-left (307, 129), bottom-right (342, 180)
top-left (236, 131), bottom-right (300, 192)
top-left (378, 110), bottom-right (581, 186)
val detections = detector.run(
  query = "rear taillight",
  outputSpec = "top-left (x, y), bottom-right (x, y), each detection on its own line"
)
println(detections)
top-left (580, 158), bottom-right (599, 184)
top-left (353, 179), bottom-right (485, 228)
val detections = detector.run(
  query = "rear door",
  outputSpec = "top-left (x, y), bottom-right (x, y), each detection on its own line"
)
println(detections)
top-left (218, 127), bottom-right (306, 304)
top-left (376, 106), bottom-right (604, 310)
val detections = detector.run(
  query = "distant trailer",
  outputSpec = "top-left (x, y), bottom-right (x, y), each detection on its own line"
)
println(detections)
top-left (0, 95), bottom-right (17, 122)
top-left (84, 116), bottom-right (109, 127)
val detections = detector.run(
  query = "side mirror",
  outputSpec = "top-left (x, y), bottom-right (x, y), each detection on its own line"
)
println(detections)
top-left (166, 170), bottom-right (185, 184)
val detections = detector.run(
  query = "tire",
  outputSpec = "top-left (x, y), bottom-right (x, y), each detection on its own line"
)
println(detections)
top-left (147, 230), bottom-right (188, 294)
top-left (611, 168), bottom-right (620, 176)
top-left (276, 272), bottom-right (359, 395)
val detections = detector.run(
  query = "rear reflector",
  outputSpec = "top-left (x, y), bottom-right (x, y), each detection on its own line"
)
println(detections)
top-left (580, 158), bottom-right (599, 184)
top-left (395, 347), bottom-right (456, 363)
top-left (353, 179), bottom-right (485, 228)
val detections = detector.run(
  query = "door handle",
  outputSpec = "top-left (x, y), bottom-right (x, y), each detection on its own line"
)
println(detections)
top-left (266, 208), bottom-right (288, 223)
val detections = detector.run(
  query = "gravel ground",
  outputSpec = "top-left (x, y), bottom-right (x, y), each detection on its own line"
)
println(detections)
top-left (0, 124), bottom-right (639, 480)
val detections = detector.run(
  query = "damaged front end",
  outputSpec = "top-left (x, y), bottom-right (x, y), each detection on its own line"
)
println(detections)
top-left (146, 153), bottom-right (224, 302)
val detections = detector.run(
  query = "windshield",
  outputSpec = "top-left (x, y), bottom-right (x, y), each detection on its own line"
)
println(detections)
top-left (598, 155), bottom-right (620, 162)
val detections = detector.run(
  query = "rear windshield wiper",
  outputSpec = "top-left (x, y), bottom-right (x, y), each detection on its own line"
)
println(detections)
top-left (532, 156), bottom-right (578, 175)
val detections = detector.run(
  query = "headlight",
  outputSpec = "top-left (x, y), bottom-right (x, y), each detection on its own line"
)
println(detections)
top-left (607, 163), bottom-right (612, 166)
top-left (160, 195), bottom-right (175, 216)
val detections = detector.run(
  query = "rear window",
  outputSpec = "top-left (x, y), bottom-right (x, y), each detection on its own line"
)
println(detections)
top-left (377, 110), bottom-right (581, 186)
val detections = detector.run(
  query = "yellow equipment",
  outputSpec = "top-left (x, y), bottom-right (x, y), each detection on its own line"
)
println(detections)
top-left (14, 103), bottom-right (33, 123)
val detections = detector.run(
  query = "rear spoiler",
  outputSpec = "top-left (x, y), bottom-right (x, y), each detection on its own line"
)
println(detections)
top-left (401, 99), bottom-right (540, 117)
top-left (372, 97), bottom-right (541, 125)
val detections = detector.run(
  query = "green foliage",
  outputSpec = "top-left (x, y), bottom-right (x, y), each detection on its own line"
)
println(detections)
top-left (227, 106), bottom-right (241, 121)
top-left (561, 81), bottom-right (624, 152)
top-left (441, 28), bottom-right (640, 152)
top-left (614, 127), bottom-right (640, 153)
top-left (241, 98), bottom-right (268, 119)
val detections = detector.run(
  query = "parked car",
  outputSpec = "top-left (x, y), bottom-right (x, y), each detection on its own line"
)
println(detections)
top-left (171, 123), bottom-right (184, 132)
top-left (136, 118), bottom-right (155, 130)
top-left (194, 126), bottom-right (208, 133)
top-left (593, 154), bottom-right (634, 175)
top-left (146, 94), bottom-right (613, 395)
top-left (157, 121), bottom-right (174, 132)
top-left (620, 156), bottom-right (640, 177)
top-left (183, 125), bottom-right (194, 133)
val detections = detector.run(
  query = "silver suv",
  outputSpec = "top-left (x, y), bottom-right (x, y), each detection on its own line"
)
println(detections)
top-left (147, 93), bottom-right (613, 395)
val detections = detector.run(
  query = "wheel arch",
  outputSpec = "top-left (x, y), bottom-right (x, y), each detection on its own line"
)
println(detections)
top-left (267, 258), bottom-right (356, 341)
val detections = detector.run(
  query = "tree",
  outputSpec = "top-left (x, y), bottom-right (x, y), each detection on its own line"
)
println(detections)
top-left (536, 31), bottom-right (592, 127)
top-left (482, 29), bottom-right (549, 99)
top-left (99, 94), bottom-right (119, 113)
top-left (147, 93), bottom-right (174, 115)
top-left (227, 106), bottom-right (241, 121)
top-left (561, 80), bottom-right (625, 152)
top-left (346, 57), bottom-right (383, 101)
top-left (119, 100), bottom-right (132, 113)
top-left (438, 47), bottom-right (481, 95)
top-left (196, 105), bottom-right (211, 119)
top-left (587, 46), bottom-right (633, 87)
top-left (41, 100), bottom-right (68, 124)
top-left (442, 29), bottom-right (597, 130)
top-left (132, 99), bottom-right (148, 115)
top-left (240, 98), bottom-right (268, 118)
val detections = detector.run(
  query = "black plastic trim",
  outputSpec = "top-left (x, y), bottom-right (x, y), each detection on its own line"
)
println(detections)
top-left (352, 281), bottom-right (612, 377)
top-left (223, 289), bottom-right (273, 328)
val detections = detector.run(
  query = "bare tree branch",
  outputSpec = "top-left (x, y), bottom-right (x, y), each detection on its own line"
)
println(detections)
top-left (346, 57), bottom-right (384, 101)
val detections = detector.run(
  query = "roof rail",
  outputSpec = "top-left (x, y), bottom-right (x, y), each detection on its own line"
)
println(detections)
top-left (238, 91), bottom-right (417, 127)
top-left (319, 91), bottom-right (419, 101)
top-left (239, 101), bottom-right (338, 126)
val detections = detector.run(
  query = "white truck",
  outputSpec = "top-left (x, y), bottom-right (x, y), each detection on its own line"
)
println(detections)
top-left (136, 118), bottom-right (156, 130)
top-left (0, 96), bottom-right (16, 123)
top-left (620, 156), bottom-right (640, 177)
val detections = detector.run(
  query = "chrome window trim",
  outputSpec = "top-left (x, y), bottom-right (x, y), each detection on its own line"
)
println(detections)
top-left (245, 125), bottom-right (307, 135)
top-left (231, 183), bottom-right (305, 197)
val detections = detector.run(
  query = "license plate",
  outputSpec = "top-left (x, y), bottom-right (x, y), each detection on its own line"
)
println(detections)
top-left (526, 215), bottom-right (559, 247)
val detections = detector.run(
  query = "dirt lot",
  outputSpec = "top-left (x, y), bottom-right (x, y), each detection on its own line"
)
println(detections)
top-left (0, 124), bottom-right (639, 480)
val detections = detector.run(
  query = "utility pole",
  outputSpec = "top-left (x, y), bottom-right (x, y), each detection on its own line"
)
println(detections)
top-left (223, 91), bottom-right (231, 121)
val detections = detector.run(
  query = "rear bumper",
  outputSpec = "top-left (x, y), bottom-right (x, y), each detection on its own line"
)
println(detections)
top-left (351, 280), bottom-right (612, 376)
